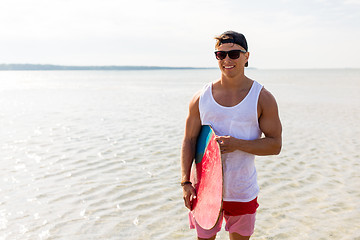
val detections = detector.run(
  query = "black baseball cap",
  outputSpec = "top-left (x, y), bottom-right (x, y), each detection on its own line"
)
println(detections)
top-left (218, 31), bottom-right (248, 51)
top-left (217, 31), bottom-right (248, 67)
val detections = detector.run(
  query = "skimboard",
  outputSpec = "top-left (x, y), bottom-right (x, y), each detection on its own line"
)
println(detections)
top-left (190, 125), bottom-right (223, 230)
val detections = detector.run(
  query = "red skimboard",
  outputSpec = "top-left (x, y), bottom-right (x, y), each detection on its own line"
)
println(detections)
top-left (190, 125), bottom-right (223, 230)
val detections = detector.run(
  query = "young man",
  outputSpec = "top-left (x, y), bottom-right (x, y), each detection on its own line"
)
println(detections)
top-left (181, 31), bottom-right (282, 240)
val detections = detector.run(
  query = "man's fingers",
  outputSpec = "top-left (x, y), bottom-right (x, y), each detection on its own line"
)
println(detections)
top-left (215, 135), bottom-right (229, 144)
top-left (183, 187), bottom-right (197, 210)
top-left (214, 136), bottom-right (223, 142)
top-left (190, 187), bottom-right (197, 198)
top-left (184, 194), bottom-right (191, 209)
top-left (215, 136), bottom-right (234, 154)
top-left (215, 137), bottom-right (224, 146)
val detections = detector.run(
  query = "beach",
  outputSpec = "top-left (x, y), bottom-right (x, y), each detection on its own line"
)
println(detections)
top-left (0, 69), bottom-right (359, 239)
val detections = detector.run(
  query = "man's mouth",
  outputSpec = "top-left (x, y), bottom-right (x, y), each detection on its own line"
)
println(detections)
top-left (223, 65), bottom-right (235, 69)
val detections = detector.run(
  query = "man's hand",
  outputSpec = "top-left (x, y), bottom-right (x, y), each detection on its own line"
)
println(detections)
top-left (215, 135), bottom-right (239, 154)
top-left (182, 184), bottom-right (197, 210)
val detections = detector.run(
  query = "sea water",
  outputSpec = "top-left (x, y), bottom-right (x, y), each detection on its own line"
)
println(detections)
top-left (0, 69), bottom-right (359, 239)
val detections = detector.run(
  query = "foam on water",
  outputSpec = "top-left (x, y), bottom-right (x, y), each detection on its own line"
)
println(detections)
top-left (0, 69), bottom-right (359, 239)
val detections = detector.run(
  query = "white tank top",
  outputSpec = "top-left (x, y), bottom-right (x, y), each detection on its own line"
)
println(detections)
top-left (199, 80), bottom-right (263, 202)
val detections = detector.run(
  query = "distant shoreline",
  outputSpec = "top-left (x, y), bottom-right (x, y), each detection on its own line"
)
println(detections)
top-left (1, 64), bottom-right (357, 71)
top-left (0, 64), bottom-right (216, 71)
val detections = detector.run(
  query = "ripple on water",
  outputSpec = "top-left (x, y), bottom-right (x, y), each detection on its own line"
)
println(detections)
top-left (1, 70), bottom-right (360, 239)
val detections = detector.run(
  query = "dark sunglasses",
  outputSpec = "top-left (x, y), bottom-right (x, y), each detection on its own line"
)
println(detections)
top-left (214, 49), bottom-right (247, 60)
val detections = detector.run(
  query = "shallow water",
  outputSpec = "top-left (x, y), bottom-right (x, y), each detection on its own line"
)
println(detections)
top-left (0, 69), bottom-right (359, 239)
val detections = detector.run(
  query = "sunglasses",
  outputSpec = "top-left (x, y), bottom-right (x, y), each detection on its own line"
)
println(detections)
top-left (214, 50), bottom-right (247, 60)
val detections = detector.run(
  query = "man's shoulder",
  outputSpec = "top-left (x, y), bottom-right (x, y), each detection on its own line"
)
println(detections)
top-left (189, 81), bottom-right (215, 111)
top-left (258, 87), bottom-right (279, 112)
top-left (188, 89), bottom-right (202, 111)
top-left (259, 87), bottom-right (276, 100)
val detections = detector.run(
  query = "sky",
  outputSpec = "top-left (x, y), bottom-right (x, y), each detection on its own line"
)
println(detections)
top-left (0, 0), bottom-right (359, 69)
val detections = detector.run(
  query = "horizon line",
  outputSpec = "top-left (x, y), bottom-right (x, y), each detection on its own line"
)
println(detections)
top-left (0, 63), bottom-right (359, 71)
top-left (0, 63), bottom-right (216, 71)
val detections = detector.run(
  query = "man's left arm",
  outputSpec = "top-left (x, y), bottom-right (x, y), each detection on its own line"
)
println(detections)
top-left (215, 88), bottom-right (282, 156)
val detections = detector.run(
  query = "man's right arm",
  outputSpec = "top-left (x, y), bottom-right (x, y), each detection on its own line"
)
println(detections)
top-left (181, 92), bottom-right (202, 210)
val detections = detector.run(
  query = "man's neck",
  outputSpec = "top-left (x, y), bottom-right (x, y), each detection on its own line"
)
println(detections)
top-left (220, 72), bottom-right (250, 89)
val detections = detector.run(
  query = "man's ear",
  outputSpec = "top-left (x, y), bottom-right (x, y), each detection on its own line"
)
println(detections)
top-left (245, 52), bottom-right (250, 67)
top-left (245, 51), bottom-right (250, 61)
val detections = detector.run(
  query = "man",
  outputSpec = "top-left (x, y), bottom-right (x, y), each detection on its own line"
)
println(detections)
top-left (180, 31), bottom-right (282, 240)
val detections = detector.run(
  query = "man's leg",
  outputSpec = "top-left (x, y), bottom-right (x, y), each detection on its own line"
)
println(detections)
top-left (224, 213), bottom-right (256, 239)
top-left (189, 212), bottom-right (223, 239)
top-left (229, 232), bottom-right (250, 240)
top-left (198, 235), bottom-right (217, 240)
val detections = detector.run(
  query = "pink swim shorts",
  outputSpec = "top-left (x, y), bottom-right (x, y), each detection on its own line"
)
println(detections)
top-left (189, 211), bottom-right (256, 239)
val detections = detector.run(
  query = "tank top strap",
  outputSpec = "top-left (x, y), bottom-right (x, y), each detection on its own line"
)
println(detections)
top-left (248, 80), bottom-right (263, 103)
